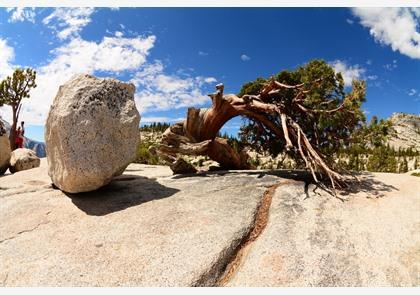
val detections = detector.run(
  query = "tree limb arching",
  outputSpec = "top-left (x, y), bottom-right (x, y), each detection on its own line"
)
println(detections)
top-left (158, 81), bottom-right (350, 194)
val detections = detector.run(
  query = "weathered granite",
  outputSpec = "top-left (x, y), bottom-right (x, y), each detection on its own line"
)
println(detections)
top-left (227, 172), bottom-right (420, 287)
top-left (9, 148), bottom-right (40, 173)
top-left (1, 160), bottom-right (419, 287)
top-left (45, 74), bottom-right (140, 193)
top-left (0, 131), bottom-right (11, 175)
top-left (0, 159), bottom-right (279, 286)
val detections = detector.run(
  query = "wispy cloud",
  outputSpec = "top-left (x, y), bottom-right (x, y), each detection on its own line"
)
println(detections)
top-left (6, 7), bottom-right (36, 23)
top-left (131, 61), bottom-right (217, 113)
top-left (198, 51), bottom-right (208, 56)
top-left (203, 77), bottom-right (217, 83)
top-left (367, 75), bottom-right (378, 80)
top-left (0, 29), bottom-right (217, 126)
top-left (240, 54), bottom-right (251, 61)
top-left (351, 8), bottom-right (420, 59)
top-left (142, 116), bottom-right (185, 123)
top-left (43, 7), bottom-right (95, 40)
top-left (114, 31), bottom-right (123, 37)
top-left (383, 59), bottom-right (398, 71)
top-left (346, 18), bottom-right (354, 25)
top-left (330, 60), bottom-right (366, 87)
top-left (0, 38), bottom-right (15, 80)
top-left (0, 34), bottom-right (156, 125)
top-left (407, 88), bottom-right (417, 96)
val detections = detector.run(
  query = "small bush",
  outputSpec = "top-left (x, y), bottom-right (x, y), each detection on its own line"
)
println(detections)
top-left (134, 143), bottom-right (160, 165)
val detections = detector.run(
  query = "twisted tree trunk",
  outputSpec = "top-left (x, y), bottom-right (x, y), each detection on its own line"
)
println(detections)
top-left (158, 82), bottom-right (349, 193)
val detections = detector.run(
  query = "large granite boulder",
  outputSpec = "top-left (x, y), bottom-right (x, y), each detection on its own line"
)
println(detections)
top-left (0, 124), bottom-right (11, 175)
top-left (45, 74), bottom-right (140, 193)
top-left (9, 148), bottom-right (40, 173)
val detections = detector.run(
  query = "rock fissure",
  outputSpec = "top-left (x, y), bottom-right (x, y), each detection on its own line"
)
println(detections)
top-left (192, 181), bottom-right (282, 286)
top-left (215, 182), bottom-right (283, 286)
top-left (2, 273), bottom-right (8, 286)
top-left (0, 220), bottom-right (50, 244)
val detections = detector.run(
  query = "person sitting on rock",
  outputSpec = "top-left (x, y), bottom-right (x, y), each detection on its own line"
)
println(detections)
top-left (15, 127), bottom-right (24, 149)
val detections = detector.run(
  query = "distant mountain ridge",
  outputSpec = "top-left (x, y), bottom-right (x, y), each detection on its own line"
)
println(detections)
top-left (0, 117), bottom-right (46, 158)
top-left (388, 112), bottom-right (420, 152)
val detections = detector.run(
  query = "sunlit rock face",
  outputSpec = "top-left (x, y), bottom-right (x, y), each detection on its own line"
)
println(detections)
top-left (45, 74), bottom-right (141, 193)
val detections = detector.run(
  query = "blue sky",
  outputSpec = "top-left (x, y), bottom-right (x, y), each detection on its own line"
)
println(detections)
top-left (0, 7), bottom-right (419, 142)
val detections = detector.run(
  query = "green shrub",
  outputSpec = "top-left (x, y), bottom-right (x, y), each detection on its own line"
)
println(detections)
top-left (367, 146), bottom-right (397, 172)
top-left (399, 157), bottom-right (408, 173)
top-left (134, 144), bottom-right (160, 165)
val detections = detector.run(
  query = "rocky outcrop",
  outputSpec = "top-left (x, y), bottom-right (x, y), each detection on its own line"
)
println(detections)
top-left (0, 161), bottom-right (419, 287)
top-left (388, 112), bottom-right (420, 152)
top-left (0, 159), bottom-right (280, 286)
top-left (0, 122), bottom-right (11, 175)
top-left (45, 74), bottom-right (140, 193)
top-left (170, 157), bottom-right (197, 174)
top-left (227, 172), bottom-right (420, 286)
top-left (0, 117), bottom-right (10, 135)
top-left (24, 138), bottom-right (46, 158)
top-left (9, 148), bottom-right (40, 173)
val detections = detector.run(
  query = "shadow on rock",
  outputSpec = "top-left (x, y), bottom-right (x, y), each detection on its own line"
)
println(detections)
top-left (342, 173), bottom-right (399, 198)
top-left (64, 174), bottom-right (179, 216)
top-left (171, 169), bottom-right (314, 182)
top-left (171, 169), bottom-right (399, 200)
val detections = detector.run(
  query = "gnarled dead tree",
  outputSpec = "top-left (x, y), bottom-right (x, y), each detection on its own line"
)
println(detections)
top-left (158, 79), bottom-right (353, 193)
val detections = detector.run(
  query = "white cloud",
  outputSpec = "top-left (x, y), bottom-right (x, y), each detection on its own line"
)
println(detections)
top-left (351, 8), bottom-right (420, 59)
top-left (131, 61), bottom-right (217, 113)
top-left (383, 60), bottom-right (398, 71)
top-left (204, 77), bottom-right (217, 83)
top-left (6, 7), bottom-right (36, 23)
top-left (0, 38), bottom-right (15, 80)
top-left (241, 54), bottom-right (251, 61)
top-left (408, 89), bottom-right (417, 96)
top-left (198, 51), bottom-right (208, 56)
top-left (43, 7), bottom-right (95, 40)
top-left (330, 60), bottom-right (366, 87)
top-left (1, 32), bottom-right (216, 126)
top-left (1, 9), bottom-right (218, 127)
top-left (367, 75), bottom-right (378, 80)
top-left (366, 59), bottom-right (372, 65)
top-left (142, 116), bottom-right (185, 123)
top-left (346, 18), bottom-right (354, 25)
top-left (1, 35), bottom-right (156, 125)
top-left (48, 35), bottom-right (156, 73)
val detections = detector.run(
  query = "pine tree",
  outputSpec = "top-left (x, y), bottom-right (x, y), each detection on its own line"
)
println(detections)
top-left (0, 68), bottom-right (37, 150)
